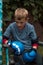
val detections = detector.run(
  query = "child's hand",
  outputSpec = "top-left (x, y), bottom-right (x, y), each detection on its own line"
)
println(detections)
top-left (3, 39), bottom-right (9, 47)
top-left (3, 39), bottom-right (8, 44)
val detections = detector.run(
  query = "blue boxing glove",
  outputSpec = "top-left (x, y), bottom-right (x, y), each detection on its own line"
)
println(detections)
top-left (23, 49), bottom-right (37, 62)
top-left (11, 41), bottom-right (24, 55)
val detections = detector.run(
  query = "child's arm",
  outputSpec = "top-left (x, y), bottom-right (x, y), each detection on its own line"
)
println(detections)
top-left (3, 24), bottom-right (12, 44)
top-left (30, 26), bottom-right (38, 50)
top-left (3, 24), bottom-right (12, 39)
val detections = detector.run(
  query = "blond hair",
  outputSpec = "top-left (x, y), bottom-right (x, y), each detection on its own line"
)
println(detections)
top-left (14, 8), bottom-right (28, 18)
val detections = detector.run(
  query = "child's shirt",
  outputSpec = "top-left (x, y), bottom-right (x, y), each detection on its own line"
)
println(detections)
top-left (3, 22), bottom-right (37, 50)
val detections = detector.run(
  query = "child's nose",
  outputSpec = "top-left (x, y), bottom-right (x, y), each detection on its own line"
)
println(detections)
top-left (18, 23), bottom-right (21, 26)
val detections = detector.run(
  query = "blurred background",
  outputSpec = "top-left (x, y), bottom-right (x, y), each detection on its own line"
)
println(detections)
top-left (3, 0), bottom-right (43, 64)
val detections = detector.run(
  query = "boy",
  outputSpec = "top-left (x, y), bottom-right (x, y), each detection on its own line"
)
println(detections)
top-left (3, 8), bottom-right (42, 65)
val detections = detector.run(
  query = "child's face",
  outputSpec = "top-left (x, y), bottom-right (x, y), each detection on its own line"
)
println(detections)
top-left (15, 17), bottom-right (28, 30)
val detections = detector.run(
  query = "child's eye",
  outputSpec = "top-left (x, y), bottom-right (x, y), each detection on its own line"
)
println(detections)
top-left (15, 17), bottom-right (22, 20)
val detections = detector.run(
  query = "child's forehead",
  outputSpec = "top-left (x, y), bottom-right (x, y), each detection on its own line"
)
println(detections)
top-left (15, 17), bottom-right (26, 21)
top-left (15, 15), bottom-right (26, 19)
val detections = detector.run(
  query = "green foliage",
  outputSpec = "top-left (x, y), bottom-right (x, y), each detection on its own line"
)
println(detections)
top-left (3, 0), bottom-right (43, 23)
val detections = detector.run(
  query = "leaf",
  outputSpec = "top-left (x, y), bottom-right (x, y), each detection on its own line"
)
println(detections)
top-left (32, 8), bottom-right (38, 15)
top-left (34, 15), bottom-right (38, 21)
top-left (30, 2), bottom-right (35, 7)
top-left (38, 14), bottom-right (41, 18)
top-left (24, 0), bottom-right (30, 6)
